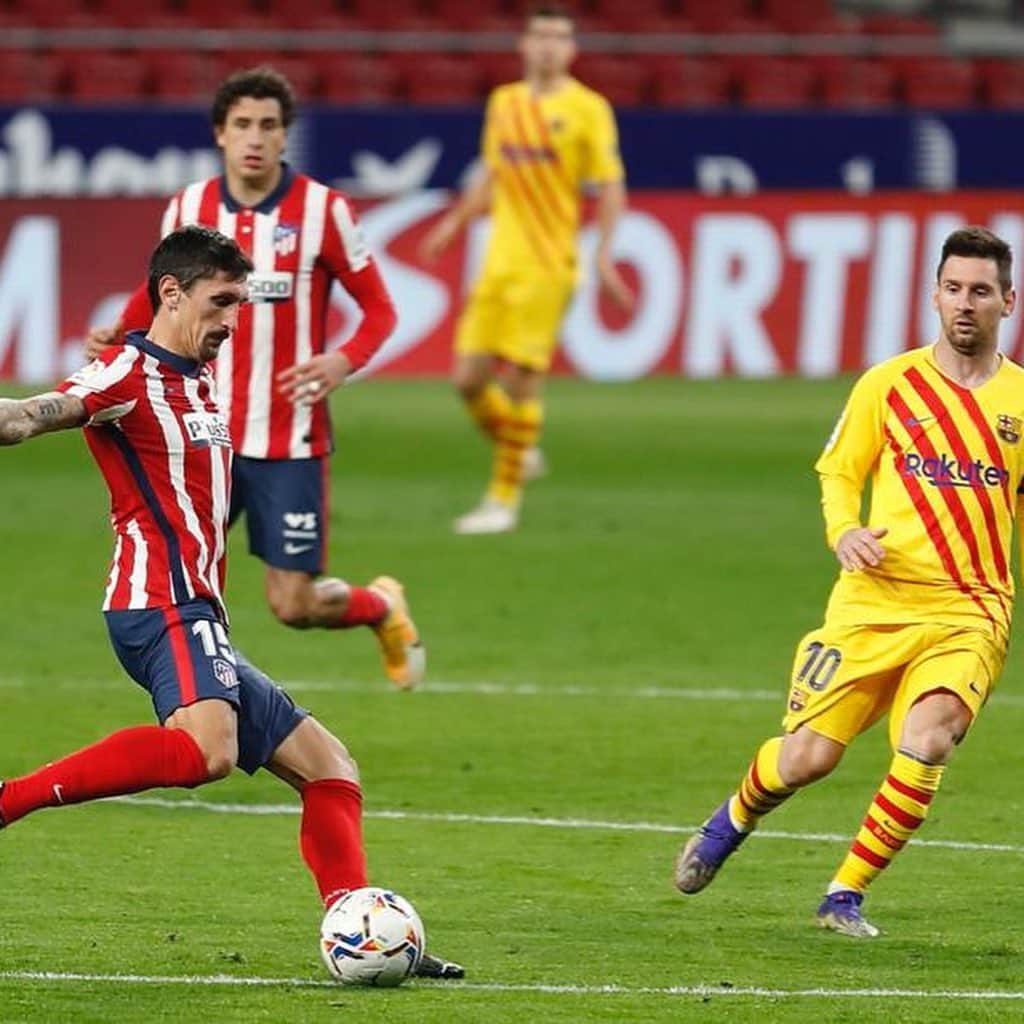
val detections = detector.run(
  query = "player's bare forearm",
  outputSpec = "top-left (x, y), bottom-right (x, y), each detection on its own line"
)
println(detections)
top-left (0, 392), bottom-right (87, 446)
top-left (593, 178), bottom-right (627, 255)
top-left (593, 179), bottom-right (633, 310)
top-left (421, 166), bottom-right (493, 262)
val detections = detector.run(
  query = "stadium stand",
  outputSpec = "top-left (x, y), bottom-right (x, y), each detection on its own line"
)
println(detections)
top-left (0, 0), bottom-right (1019, 108)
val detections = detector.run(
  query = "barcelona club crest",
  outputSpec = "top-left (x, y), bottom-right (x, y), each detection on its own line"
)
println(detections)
top-left (996, 414), bottom-right (1021, 444)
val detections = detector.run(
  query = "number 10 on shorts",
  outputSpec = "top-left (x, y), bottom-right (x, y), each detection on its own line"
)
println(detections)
top-left (795, 641), bottom-right (842, 692)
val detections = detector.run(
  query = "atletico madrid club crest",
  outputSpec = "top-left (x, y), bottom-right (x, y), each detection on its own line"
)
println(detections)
top-left (274, 223), bottom-right (298, 256)
top-left (996, 414), bottom-right (1021, 444)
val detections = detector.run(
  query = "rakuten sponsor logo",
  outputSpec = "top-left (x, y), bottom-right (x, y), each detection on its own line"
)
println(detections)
top-left (900, 451), bottom-right (1009, 489)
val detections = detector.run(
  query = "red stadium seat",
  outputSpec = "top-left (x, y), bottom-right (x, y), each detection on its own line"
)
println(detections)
top-left (92, 0), bottom-right (170, 26)
top-left (861, 14), bottom-right (940, 38)
top-left (212, 52), bottom-right (322, 99)
top-left (178, 0), bottom-right (284, 29)
top-left (679, 0), bottom-right (757, 32)
top-left (573, 55), bottom-right (652, 107)
top-left (148, 50), bottom-right (227, 102)
top-left (345, 0), bottom-right (435, 30)
top-left (316, 53), bottom-right (405, 104)
top-left (590, 0), bottom-right (692, 33)
top-left (762, 0), bottom-right (861, 35)
top-left (64, 50), bottom-right (150, 101)
top-left (736, 57), bottom-right (817, 109)
top-left (9, 0), bottom-right (102, 27)
top-left (819, 57), bottom-right (896, 109)
top-left (404, 53), bottom-right (484, 104)
top-left (475, 51), bottom-right (523, 91)
top-left (0, 50), bottom-right (64, 101)
top-left (977, 59), bottom-right (1024, 109)
top-left (430, 0), bottom-right (517, 30)
top-left (899, 58), bottom-right (978, 109)
top-left (651, 56), bottom-right (731, 107)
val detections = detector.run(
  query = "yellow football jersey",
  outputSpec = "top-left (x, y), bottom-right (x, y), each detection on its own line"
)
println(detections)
top-left (817, 345), bottom-right (1024, 639)
top-left (480, 78), bottom-right (624, 279)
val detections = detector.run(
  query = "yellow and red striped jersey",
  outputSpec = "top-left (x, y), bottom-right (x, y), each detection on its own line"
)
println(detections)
top-left (817, 345), bottom-right (1024, 639)
top-left (480, 78), bottom-right (623, 279)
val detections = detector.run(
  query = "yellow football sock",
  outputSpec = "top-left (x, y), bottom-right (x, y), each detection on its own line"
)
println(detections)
top-left (728, 736), bottom-right (796, 832)
top-left (487, 398), bottom-right (542, 507)
top-left (832, 749), bottom-right (944, 893)
top-left (466, 383), bottom-right (511, 442)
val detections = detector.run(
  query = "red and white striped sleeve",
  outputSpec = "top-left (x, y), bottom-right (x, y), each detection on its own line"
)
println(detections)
top-left (57, 346), bottom-right (143, 424)
top-left (319, 191), bottom-right (397, 372)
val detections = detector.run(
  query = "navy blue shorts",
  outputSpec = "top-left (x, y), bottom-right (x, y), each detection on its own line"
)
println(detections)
top-left (105, 598), bottom-right (308, 775)
top-left (229, 455), bottom-right (329, 575)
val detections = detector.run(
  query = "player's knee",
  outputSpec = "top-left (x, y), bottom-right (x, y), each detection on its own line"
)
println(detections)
top-left (203, 748), bottom-right (236, 781)
top-left (779, 731), bottom-right (843, 787)
top-left (317, 733), bottom-right (360, 784)
top-left (898, 693), bottom-right (971, 765)
top-left (899, 727), bottom-right (960, 765)
top-left (454, 377), bottom-right (484, 402)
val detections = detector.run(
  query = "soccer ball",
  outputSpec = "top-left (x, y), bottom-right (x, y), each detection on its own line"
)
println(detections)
top-left (320, 886), bottom-right (425, 986)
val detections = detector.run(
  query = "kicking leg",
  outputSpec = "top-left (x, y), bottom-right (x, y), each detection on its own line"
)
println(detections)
top-left (676, 727), bottom-right (843, 894)
top-left (0, 698), bottom-right (235, 827)
top-left (268, 716), bottom-right (464, 979)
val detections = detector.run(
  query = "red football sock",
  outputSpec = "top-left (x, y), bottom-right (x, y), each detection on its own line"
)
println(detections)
top-left (0, 725), bottom-right (208, 826)
top-left (299, 778), bottom-right (368, 907)
top-left (333, 586), bottom-right (388, 629)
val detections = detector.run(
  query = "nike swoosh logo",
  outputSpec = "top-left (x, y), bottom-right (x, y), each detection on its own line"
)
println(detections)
top-left (906, 416), bottom-right (937, 427)
top-left (284, 543), bottom-right (314, 555)
top-left (969, 681), bottom-right (983, 696)
top-left (52, 784), bottom-right (64, 804)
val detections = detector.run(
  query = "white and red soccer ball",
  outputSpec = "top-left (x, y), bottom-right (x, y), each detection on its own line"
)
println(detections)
top-left (320, 886), bottom-right (425, 986)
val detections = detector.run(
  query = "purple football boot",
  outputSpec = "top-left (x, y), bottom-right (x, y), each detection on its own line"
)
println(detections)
top-left (674, 799), bottom-right (749, 894)
top-left (816, 889), bottom-right (880, 938)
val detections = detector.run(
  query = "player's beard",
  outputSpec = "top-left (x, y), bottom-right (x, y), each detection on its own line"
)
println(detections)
top-left (943, 315), bottom-right (990, 356)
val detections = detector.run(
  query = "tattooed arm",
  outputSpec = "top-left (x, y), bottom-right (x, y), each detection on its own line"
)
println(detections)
top-left (0, 392), bottom-right (88, 446)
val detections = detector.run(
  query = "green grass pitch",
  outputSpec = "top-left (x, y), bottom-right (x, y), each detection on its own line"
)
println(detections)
top-left (0, 377), bottom-right (1021, 1023)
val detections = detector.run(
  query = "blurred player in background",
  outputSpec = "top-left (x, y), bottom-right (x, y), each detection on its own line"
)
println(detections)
top-left (89, 68), bottom-right (423, 688)
top-left (675, 227), bottom-right (1021, 938)
top-left (0, 226), bottom-right (461, 977)
top-left (422, 3), bottom-right (633, 534)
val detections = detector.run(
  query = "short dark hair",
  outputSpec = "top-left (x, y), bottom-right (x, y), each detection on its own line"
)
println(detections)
top-left (527, 3), bottom-right (575, 26)
top-left (938, 226), bottom-right (1013, 294)
top-left (147, 226), bottom-right (253, 311)
top-left (210, 66), bottom-right (296, 129)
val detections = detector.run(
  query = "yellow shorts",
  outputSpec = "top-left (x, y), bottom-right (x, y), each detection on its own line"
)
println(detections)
top-left (781, 622), bottom-right (1005, 749)
top-left (454, 270), bottom-right (575, 373)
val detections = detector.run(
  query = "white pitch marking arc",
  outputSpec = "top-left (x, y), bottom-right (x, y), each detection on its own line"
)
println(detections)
top-left (115, 796), bottom-right (1024, 855)
top-left (2, 972), bottom-right (1024, 1001)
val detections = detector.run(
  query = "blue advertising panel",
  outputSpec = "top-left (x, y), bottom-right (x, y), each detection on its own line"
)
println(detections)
top-left (0, 103), bottom-right (1021, 196)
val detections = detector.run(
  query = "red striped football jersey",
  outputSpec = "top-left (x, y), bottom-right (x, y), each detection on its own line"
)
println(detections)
top-left (817, 345), bottom-right (1024, 638)
top-left (58, 333), bottom-right (232, 617)
top-left (122, 166), bottom-right (395, 460)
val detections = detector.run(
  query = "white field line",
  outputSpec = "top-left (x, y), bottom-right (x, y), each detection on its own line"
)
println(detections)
top-left (1, 972), bottom-right (1024, 1000)
top-left (116, 796), bottom-right (1024, 855)
top-left (2, 675), bottom-right (1024, 707)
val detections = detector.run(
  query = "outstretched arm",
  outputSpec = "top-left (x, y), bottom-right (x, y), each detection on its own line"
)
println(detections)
top-left (0, 392), bottom-right (87, 446)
